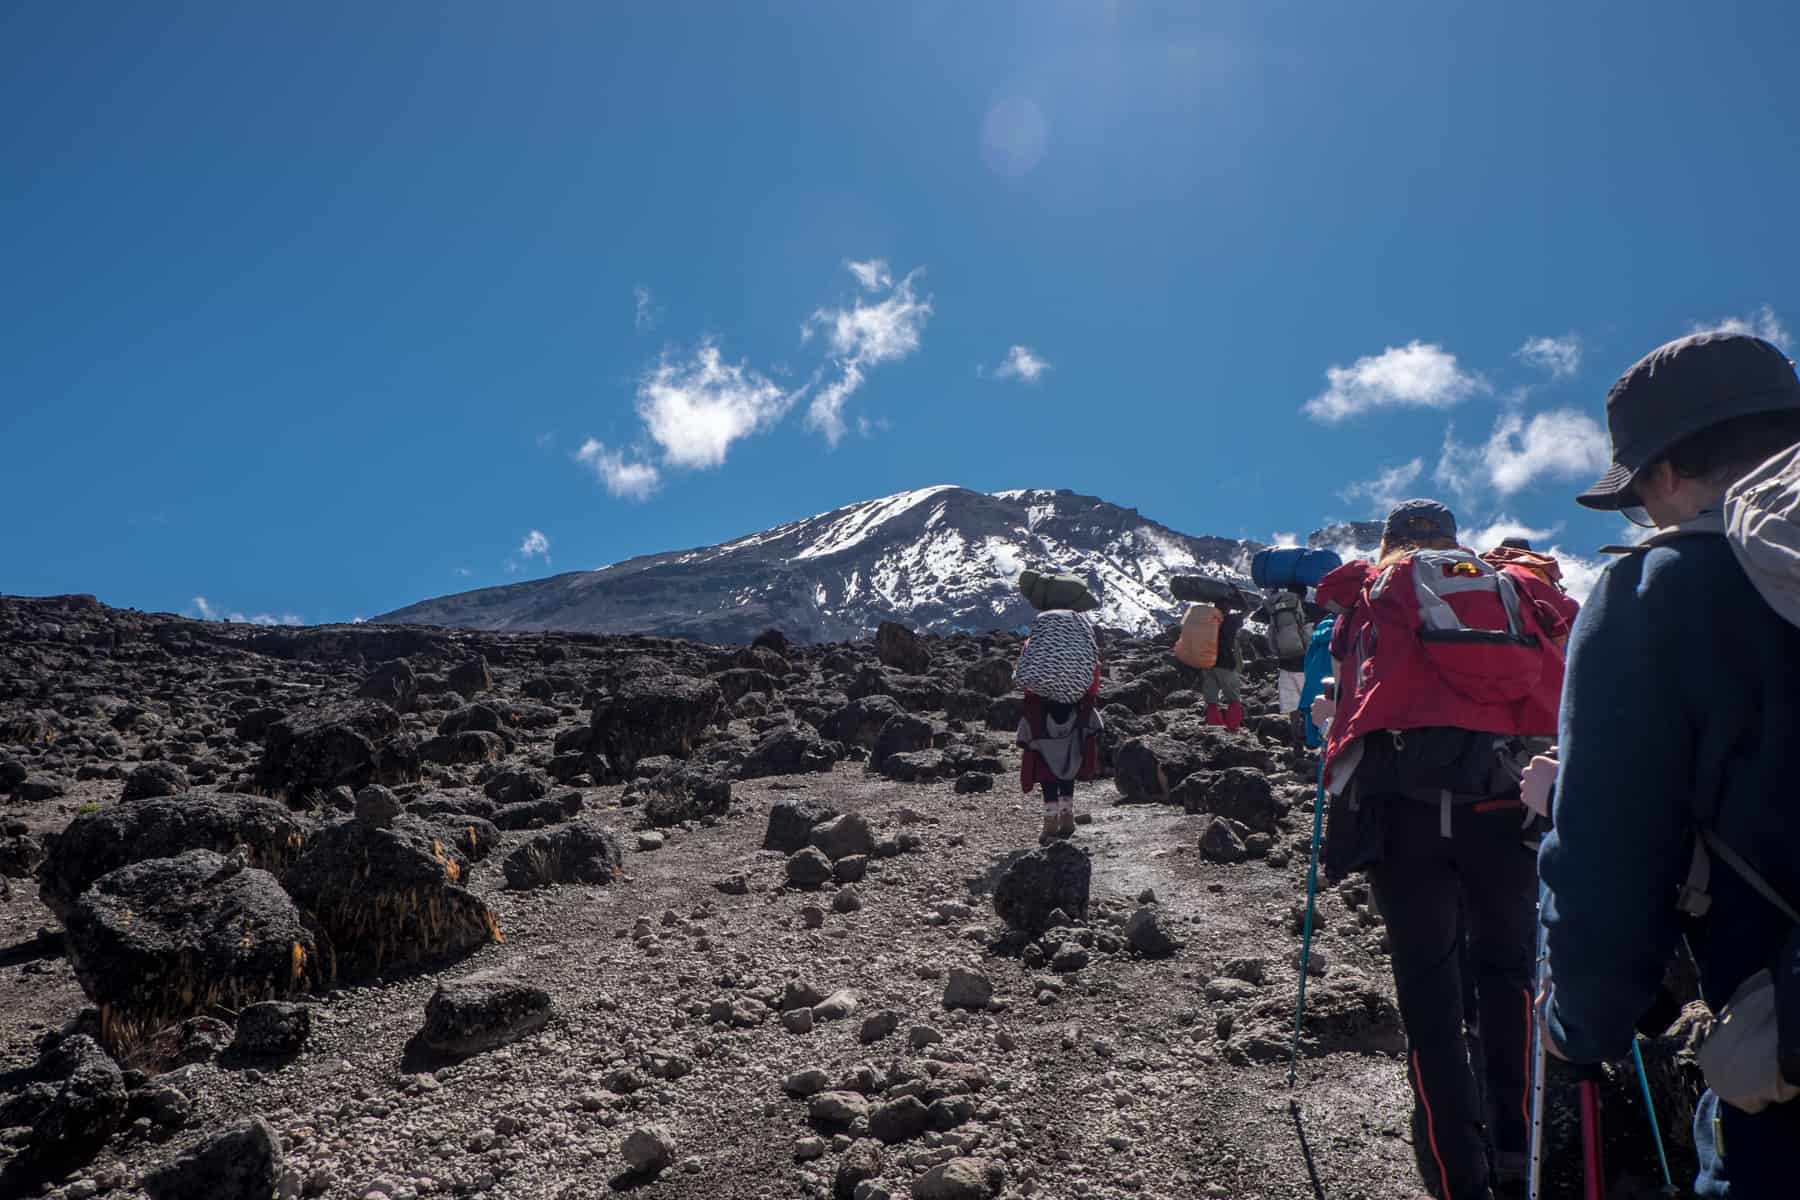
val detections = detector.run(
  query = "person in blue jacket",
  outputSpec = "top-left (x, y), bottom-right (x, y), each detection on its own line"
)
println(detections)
top-left (1535, 331), bottom-right (1800, 1199)
top-left (1298, 613), bottom-right (1335, 749)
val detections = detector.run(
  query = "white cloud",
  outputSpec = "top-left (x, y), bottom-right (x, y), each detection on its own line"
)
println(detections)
top-left (188, 595), bottom-right (301, 625)
top-left (518, 529), bottom-right (551, 564)
top-left (636, 341), bottom-right (796, 469)
top-left (1517, 334), bottom-right (1582, 378)
top-left (1693, 304), bottom-right (1791, 351)
top-left (1303, 341), bottom-right (1485, 424)
top-left (1437, 408), bottom-right (1611, 499)
top-left (805, 266), bottom-right (932, 446)
top-left (633, 285), bottom-right (655, 332)
top-left (1270, 531), bottom-right (1300, 549)
top-left (1339, 458), bottom-right (1425, 513)
top-left (992, 344), bottom-right (1050, 383)
top-left (1462, 516), bottom-right (1560, 553)
top-left (454, 567), bottom-right (473, 577)
top-left (575, 438), bottom-right (662, 502)
top-left (846, 259), bottom-right (892, 292)
top-left (1554, 551), bottom-right (1607, 604)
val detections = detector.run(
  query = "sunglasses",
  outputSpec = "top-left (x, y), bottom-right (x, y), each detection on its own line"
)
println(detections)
top-left (1622, 505), bottom-right (1656, 528)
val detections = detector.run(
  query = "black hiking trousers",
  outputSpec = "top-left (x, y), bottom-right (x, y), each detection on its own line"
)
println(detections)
top-left (1367, 794), bottom-right (1537, 1200)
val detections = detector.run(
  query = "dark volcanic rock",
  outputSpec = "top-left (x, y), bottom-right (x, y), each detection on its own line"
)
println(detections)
top-left (874, 621), bottom-right (931, 674)
top-left (993, 843), bottom-right (1091, 932)
top-left (872, 713), bottom-right (933, 767)
top-left (503, 823), bottom-right (624, 889)
top-left (491, 791), bottom-right (584, 830)
top-left (256, 700), bottom-right (414, 801)
top-left (0, 831), bottom-right (46, 878)
top-left (1172, 767), bottom-right (1283, 832)
top-left (355, 658), bottom-right (418, 711)
top-left (764, 798), bottom-right (838, 853)
top-left (809, 812), bottom-right (876, 861)
top-left (738, 725), bottom-right (838, 779)
top-left (1113, 734), bottom-right (1205, 803)
top-left (879, 749), bottom-right (950, 782)
top-left (419, 729), bottom-right (506, 767)
top-left (1125, 907), bottom-right (1184, 958)
top-left (448, 655), bottom-right (493, 699)
top-left (785, 847), bottom-right (834, 889)
top-left (591, 673), bottom-right (723, 772)
top-left (869, 1094), bottom-right (932, 1144)
top-left (283, 818), bottom-right (497, 980)
top-left (230, 1001), bottom-right (312, 1058)
top-left (121, 761), bottom-right (189, 802)
top-left (819, 695), bottom-right (904, 750)
top-left (483, 768), bottom-right (550, 807)
top-left (953, 771), bottom-right (995, 795)
top-left (38, 794), bottom-right (313, 923)
top-left (420, 973), bottom-right (552, 1057)
top-left (66, 850), bottom-right (320, 1045)
top-left (437, 702), bottom-right (512, 741)
top-left (15, 1034), bottom-right (127, 1171)
top-left (142, 1116), bottom-right (281, 1200)
top-left (963, 657), bottom-right (1015, 698)
top-left (1199, 816), bottom-right (1250, 863)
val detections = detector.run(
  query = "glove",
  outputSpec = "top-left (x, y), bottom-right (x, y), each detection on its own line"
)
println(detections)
top-left (1522, 753), bottom-right (1558, 820)
top-left (1308, 694), bottom-right (1336, 732)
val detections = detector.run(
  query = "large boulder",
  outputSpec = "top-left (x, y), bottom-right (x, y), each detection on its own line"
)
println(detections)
top-left (1172, 767), bottom-right (1284, 833)
top-left (419, 973), bottom-right (552, 1057)
top-left (5, 1034), bottom-right (127, 1171)
top-left (992, 843), bottom-right (1091, 932)
top-left (878, 749), bottom-right (950, 782)
top-left (141, 1117), bottom-right (281, 1200)
top-left (355, 659), bottom-right (418, 711)
top-left (809, 812), bottom-right (876, 861)
top-left (872, 714), bottom-right (934, 767)
top-left (282, 819), bottom-right (497, 980)
top-left (448, 655), bottom-right (493, 700)
top-left (963, 658), bottom-right (1015, 698)
top-left (66, 851), bottom-right (322, 1047)
top-left (739, 726), bottom-right (839, 779)
top-left (502, 823), bottom-right (624, 889)
top-left (256, 700), bottom-right (416, 801)
top-left (764, 798), bottom-right (838, 853)
top-left (229, 1001), bottom-right (312, 1059)
top-left (437, 703), bottom-right (513, 742)
top-left (819, 695), bottom-right (905, 749)
top-left (591, 674), bottom-right (723, 772)
top-left (121, 761), bottom-right (189, 803)
top-left (491, 790), bottom-right (584, 831)
top-left (38, 794), bottom-right (313, 923)
top-left (874, 622), bottom-right (931, 674)
top-left (1112, 734), bottom-right (1206, 803)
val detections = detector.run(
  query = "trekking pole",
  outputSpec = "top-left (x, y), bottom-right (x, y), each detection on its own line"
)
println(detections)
top-left (1288, 718), bottom-right (1329, 1090)
top-left (1630, 1038), bottom-right (1676, 1194)
top-left (1526, 900), bottom-right (1549, 1200)
top-left (1576, 1065), bottom-right (1607, 1200)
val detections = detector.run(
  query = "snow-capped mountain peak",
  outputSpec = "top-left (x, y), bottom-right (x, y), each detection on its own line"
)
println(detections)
top-left (374, 486), bottom-right (1266, 643)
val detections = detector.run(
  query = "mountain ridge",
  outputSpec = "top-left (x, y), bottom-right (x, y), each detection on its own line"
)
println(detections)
top-left (373, 487), bottom-right (1378, 643)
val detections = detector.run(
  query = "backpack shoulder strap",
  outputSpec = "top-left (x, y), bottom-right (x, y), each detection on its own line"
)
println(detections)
top-left (1680, 828), bottom-right (1800, 925)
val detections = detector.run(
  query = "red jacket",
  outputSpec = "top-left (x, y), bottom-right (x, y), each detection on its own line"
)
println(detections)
top-left (1317, 557), bottom-right (1571, 788)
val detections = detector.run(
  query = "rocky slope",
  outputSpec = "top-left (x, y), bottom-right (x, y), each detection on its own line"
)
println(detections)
top-left (373, 488), bottom-right (1262, 643)
top-left (0, 594), bottom-right (1698, 1200)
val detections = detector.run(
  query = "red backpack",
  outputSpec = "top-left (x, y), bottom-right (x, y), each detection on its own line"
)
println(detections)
top-left (1324, 550), bottom-right (1567, 789)
top-left (1367, 549), bottom-right (1551, 704)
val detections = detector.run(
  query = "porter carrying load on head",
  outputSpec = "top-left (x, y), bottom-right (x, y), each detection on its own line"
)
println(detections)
top-left (1014, 607), bottom-right (1104, 844)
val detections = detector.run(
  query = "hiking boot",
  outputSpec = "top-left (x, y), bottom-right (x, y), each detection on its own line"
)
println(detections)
top-left (1224, 702), bottom-right (1244, 731)
top-left (1205, 704), bottom-right (1226, 726)
top-left (1040, 809), bottom-right (1059, 843)
top-left (1056, 799), bottom-right (1076, 837)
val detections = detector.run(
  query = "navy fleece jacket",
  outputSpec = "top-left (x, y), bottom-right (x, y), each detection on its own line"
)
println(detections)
top-left (1539, 531), bottom-right (1800, 1063)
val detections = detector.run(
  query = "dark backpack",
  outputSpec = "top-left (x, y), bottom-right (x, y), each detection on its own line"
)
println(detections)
top-left (1018, 569), bottom-right (1099, 614)
top-left (1266, 591), bottom-right (1308, 662)
top-left (1252, 547), bottom-right (1342, 590)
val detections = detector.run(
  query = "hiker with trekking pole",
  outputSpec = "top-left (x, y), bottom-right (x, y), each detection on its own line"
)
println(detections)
top-left (1531, 331), bottom-right (1800, 1199)
top-left (1306, 498), bottom-right (1572, 1200)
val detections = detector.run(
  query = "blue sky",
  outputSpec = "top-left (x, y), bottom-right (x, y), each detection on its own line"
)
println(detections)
top-left (3, 2), bottom-right (1796, 622)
